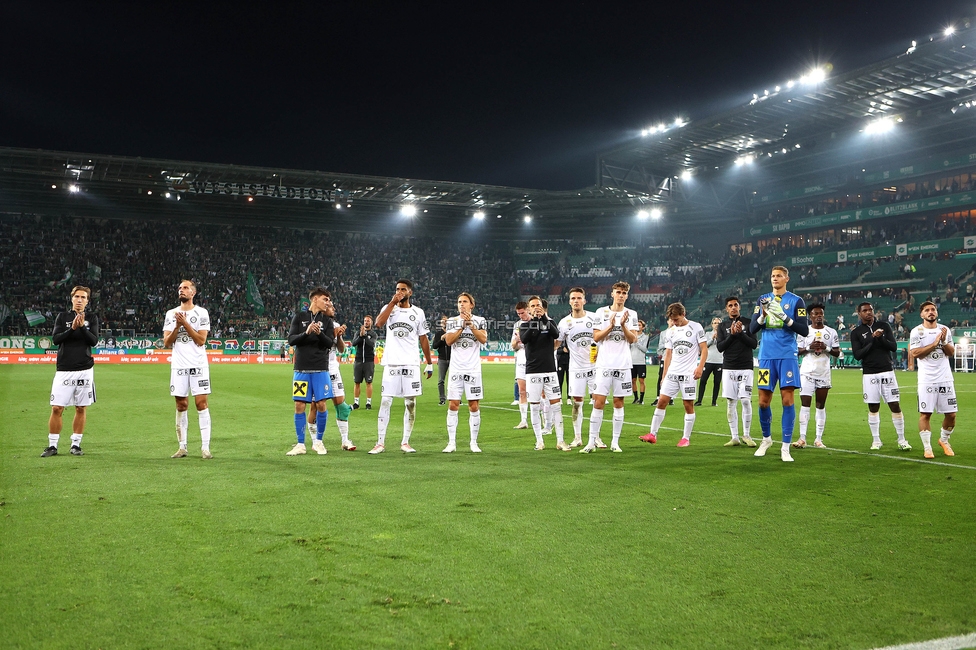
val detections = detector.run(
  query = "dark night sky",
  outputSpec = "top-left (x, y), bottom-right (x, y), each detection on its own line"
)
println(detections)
top-left (2, 2), bottom-right (971, 190)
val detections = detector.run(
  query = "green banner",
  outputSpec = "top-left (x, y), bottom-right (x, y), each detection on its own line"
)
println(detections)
top-left (745, 190), bottom-right (976, 238)
top-left (863, 151), bottom-right (976, 185)
top-left (896, 236), bottom-right (974, 256)
top-left (246, 272), bottom-right (265, 315)
top-left (787, 236), bottom-right (976, 268)
top-left (754, 184), bottom-right (832, 206)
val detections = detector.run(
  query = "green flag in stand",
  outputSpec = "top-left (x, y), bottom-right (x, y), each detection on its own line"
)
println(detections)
top-left (246, 273), bottom-right (265, 315)
top-left (25, 310), bottom-right (46, 326)
top-left (299, 297), bottom-right (310, 312)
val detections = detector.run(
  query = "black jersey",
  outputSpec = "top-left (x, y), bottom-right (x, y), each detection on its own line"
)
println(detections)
top-left (288, 311), bottom-right (335, 372)
top-left (850, 320), bottom-right (897, 374)
top-left (350, 328), bottom-right (377, 363)
top-left (716, 316), bottom-right (758, 370)
top-left (52, 311), bottom-right (99, 371)
top-left (519, 316), bottom-right (560, 374)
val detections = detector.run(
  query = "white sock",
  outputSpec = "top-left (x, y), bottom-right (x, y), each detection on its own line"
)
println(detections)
top-left (740, 399), bottom-right (752, 437)
top-left (198, 408), bottom-right (211, 449)
top-left (941, 427), bottom-right (953, 443)
top-left (519, 402), bottom-right (528, 424)
top-left (469, 410), bottom-right (481, 444)
top-left (336, 419), bottom-right (349, 443)
top-left (530, 403), bottom-right (543, 444)
top-left (683, 413), bottom-right (695, 440)
top-left (650, 408), bottom-right (666, 435)
top-left (354, 397), bottom-right (360, 405)
top-left (892, 412), bottom-right (906, 443)
top-left (306, 417), bottom-right (315, 439)
top-left (176, 410), bottom-right (188, 449)
top-left (402, 398), bottom-right (416, 445)
top-left (70, 433), bottom-right (83, 448)
top-left (366, 397), bottom-right (371, 405)
top-left (815, 408), bottom-right (826, 440)
top-left (447, 409), bottom-right (459, 445)
top-left (572, 400), bottom-right (583, 439)
top-left (798, 406), bottom-right (810, 440)
top-left (611, 407), bottom-right (624, 447)
top-left (377, 396), bottom-right (393, 445)
top-left (541, 399), bottom-right (551, 432)
top-left (551, 402), bottom-right (565, 444)
top-left (588, 408), bottom-right (604, 445)
top-left (868, 412), bottom-right (881, 443)
top-left (726, 400), bottom-right (739, 439)
top-left (49, 433), bottom-right (60, 448)
top-left (920, 429), bottom-right (932, 449)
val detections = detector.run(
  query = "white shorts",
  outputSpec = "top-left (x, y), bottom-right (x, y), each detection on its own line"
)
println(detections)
top-left (329, 370), bottom-right (345, 398)
top-left (800, 373), bottom-right (831, 397)
top-left (917, 382), bottom-right (958, 414)
top-left (51, 369), bottom-right (96, 407)
top-left (568, 366), bottom-right (597, 398)
top-left (381, 364), bottom-right (423, 398)
top-left (721, 369), bottom-right (753, 401)
top-left (515, 359), bottom-right (527, 381)
top-left (447, 369), bottom-right (484, 402)
top-left (661, 372), bottom-right (697, 402)
top-left (170, 365), bottom-right (211, 397)
top-left (526, 372), bottom-right (560, 402)
top-left (593, 368), bottom-right (633, 398)
top-left (862, 371), bottom-right (900, 404)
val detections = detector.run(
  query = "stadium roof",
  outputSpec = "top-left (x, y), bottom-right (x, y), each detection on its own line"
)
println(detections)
top-left (0, 147), bottom-right (652, 239)
top-left (598, 18), bottom-right (976, 222)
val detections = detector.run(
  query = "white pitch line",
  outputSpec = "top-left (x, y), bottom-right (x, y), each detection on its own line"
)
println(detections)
top-left (479, 404), bottom-right (976, 470)
top-left (872, 632), bottom-right (976, 650)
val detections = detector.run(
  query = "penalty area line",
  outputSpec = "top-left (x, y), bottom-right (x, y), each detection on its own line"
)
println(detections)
top-left (479, 404), bottom-right (976, 471)
top-left (872, 631), bottom-right (976, 650)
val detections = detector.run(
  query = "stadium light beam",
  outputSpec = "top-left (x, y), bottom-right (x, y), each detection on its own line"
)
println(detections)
top-left (637, 209), bottom-right (649, 220)
top-left (650, 208), bottom-right (662, 219)
top-left (400, 204), bottom-right (417, 217)
top-left (473, 211), bottom-right (485, 220)
top-left (864, 117), bottom-right (895, 135)
top-left (680, 170), bottom-right (693, 181)
top-left (945, 25), bottom-right (956, 36)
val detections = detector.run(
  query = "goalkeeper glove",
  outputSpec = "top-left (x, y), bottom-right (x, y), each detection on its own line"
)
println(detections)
top-left (766, 299), bottom-right (793, 326)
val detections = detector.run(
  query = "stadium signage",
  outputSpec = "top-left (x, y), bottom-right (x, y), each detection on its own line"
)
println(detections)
top-left (170, 178), bottom-right (338, 202)
top-left (788, 236), bottom-right (976, 267)
top-left (863, 151), bottom-right (976, 184)
top-left (745, 190), bottom-right (976, 237)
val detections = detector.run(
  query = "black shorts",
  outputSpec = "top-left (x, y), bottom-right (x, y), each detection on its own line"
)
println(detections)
top-left (631, 365), bottom-right (647, 379)
top-left (354, 362), bottom-right (374, 384)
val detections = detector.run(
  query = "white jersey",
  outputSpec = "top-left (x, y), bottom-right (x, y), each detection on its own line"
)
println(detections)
top-left (163, 306), bottom-right (210, 368)
top-left (910, 325), bottom-right (953, 384)
top-left (558, 311), bottom-right (597, 369)
top-left (447, 315), bottom-right (486, 373)
top-left (798, 326), bottom-right (839, 378)
top-left (512, 324), bottom-right (528, 366)
top-left (380, 304), bottom-right (429, 366)
top-left (594, 306), bottom-right (639, 369)
top-left (665, 320), bottom-right (706, 376)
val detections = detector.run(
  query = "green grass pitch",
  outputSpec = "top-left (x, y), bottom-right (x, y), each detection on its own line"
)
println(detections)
top-left (2, 363), bottom-right (975, 649)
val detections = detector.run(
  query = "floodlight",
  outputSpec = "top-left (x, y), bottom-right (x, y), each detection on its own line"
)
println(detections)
top-left (637, 210), bottom-right (649, 220)
top-left (945, 25), bottom-right (956, 36)
top-left (51, 184), bottom-right (57, 189)
top-left (674, 118), bottom-right (685, 127)
top-left (641, 129), bottom-right (648, 136)
top-left (650, 208), bottom-right (662, 219)
top-left (960, 337), bottom-right (969, 346)
top-left (806, 67), bottom-right (826, 84)
top-left (657, 123), bottom-right (665, 131)
top-left (523, 215), bottom-right (532, 224)
top-left (68, 185), bottom-right (79, 193)
top-left (473, 211), bottom-right (485, 220)
top-left (165, 192), bottom-right (172, 199)
top-left (681, 170), bottom-right (693, 181)
top-left (864, 118), bottom-right (895, 135)
top-left (401, 205), bottom-right (417, 217)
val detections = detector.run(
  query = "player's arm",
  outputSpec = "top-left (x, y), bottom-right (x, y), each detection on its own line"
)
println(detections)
top-left (162, 312), bottom-right (178, 348)
top-left (620, 312), bottom-right (638, 343)
top-left (593, 318), bottom-right (614, 342)
top-left (909, 329), bottom-right (944, 359)
top-left (782, 299), bottom-right (809, 337)
top-left (444, 319), bottom-right (463, 346)
top-left (878, 323), bottom-right (898, 352)
top-left (546, 317), bottom-right (561, 342)
top-left (181, 320), bottom-right (208, 346)
top-left (694, 340), bottom-right (708, 379)
top-left (350, 330), bottom-right (363, 347)
top-left (850, 327), bottom-right (873, 360)
top-left (287, 313), bottom-right (309, 347)
top-left (715, 323), bottom-right (731, 353)
top-left (79, 313), bottom-right (99, 346)
top-left (662, 348), bottom-right (672, 376)
top-left (52, 314), bottom-right (71, 345)
top-left (520, 319), bottom-right (540, 344)
top-left (471, 319), bottom-right (488, 345)
top-left (828, 330), bottom-right (841, 358)
top-left (419, 334), bottom-right (433, 370)
top-left (633, 333), bottom-right (648, 354)
top-left (749, 303), bottom-right (765, 334)
top-left (334, 326), bottom-right (346, 353)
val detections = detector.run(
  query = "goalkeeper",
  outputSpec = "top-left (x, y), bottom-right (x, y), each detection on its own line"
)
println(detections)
top-left (749, 266), bottom-right (809, 462)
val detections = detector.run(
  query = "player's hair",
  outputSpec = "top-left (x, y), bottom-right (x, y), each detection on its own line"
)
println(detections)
top-left (725, 296), bottom-right (740, 306)
top-left (181, 279), bottom-right (197, 290)
top-left (457, 292), bottom-right (475, 306)
top-left (808, 303), bottom-right (826, 313)
top-left (70, 285), bottom-right (91, 299)
top-left (771, 265), bottom-right (789, 276)
top-left (568, 286), bottom-right (586, 297)
top-left (857, 301), bottom-right (873, 312)
top-left (364, 314), bottom-right (373, 321)
top-left (309, 287), bottom-right (331, 300)
top-left (919, 300), bottom-right (937, 312)
top-left (612, 281), bottom-right (631, 292)
top-left (396, 279), bottom-right (413, 290)
top-left (527, 295), bottom-right (542, 305)
top-left (515, 300), bottom-right (528, 310)
top-left (666, 302), bottom-right (686, 319)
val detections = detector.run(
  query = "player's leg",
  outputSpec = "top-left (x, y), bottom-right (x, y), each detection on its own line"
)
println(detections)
top-left (445, 372), bottom-right (464, 452)
top-left (756, 361), bottom-right (776, 451)
top-left (643, 375), bottom-right (679, 444)
top-left (515, 379), bottom-right (528, 428)
top-left (289, 372), bottom-right (311, 455)
top-left (609, 389), bottom-right (625, 452)
top-left (526, 376), bottom-right (546, 449)
top-left (437, 359), bottom-right (449, 405)
top-left (779, 386), bottom-right (796, 462)
top-left (365, 363), bottom-right (374, 407)
top-left (400, 366), bottom-right (421, 452)
top-left (884, 374), bottom-right (908, 448)
top-left (584, 384), bottom-right (609, 452)
top-left (189, 367), bottom-right (213, 458)
top-left (711, 366), bottom-right (722, 406)
top-left (372, 367), bottom-right (398, 453)
top-left (676, 379), bottom-right (696, 447)
top-left (796, 378), bottom-right (813, 447)
top-left (720, 370), bottom-right (740, 445)
top-left (353, 362), bottom-right (363, 408)
top-left (939, 410), bottom-right (957, 456)
top-left (45, 404), bottom-right (65, 457)
top-left (918, 408), bottom-right (934, 457)
top-left (468, 398), bottom-right (482, 452)
top-left (813, 386), bottom-right (829, 447)
top-left (171, 366), bottom-right (191, 457)
top-left (550, 376), bottom-right (567, 449)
